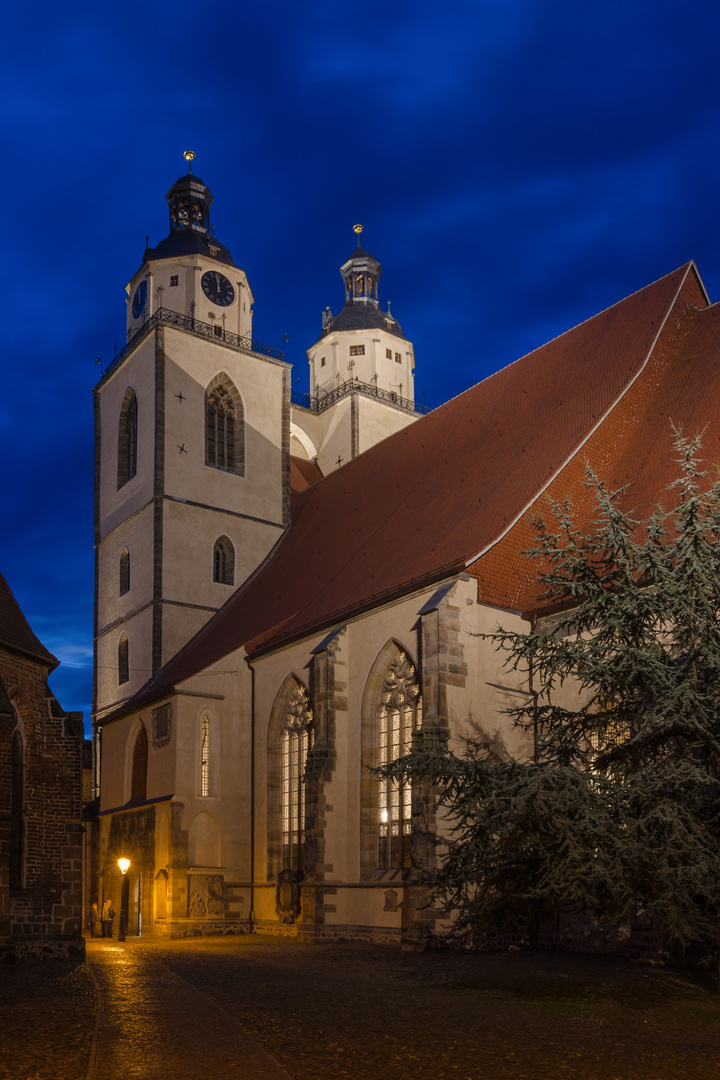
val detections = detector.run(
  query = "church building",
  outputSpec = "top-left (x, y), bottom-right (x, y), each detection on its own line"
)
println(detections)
top-left (92, 154), bottom-right (720, 942)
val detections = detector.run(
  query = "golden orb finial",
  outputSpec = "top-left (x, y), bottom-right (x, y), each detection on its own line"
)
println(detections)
top-left (353, 223), bottom-right (363, 235)
top-left (184, 148), bottom-right (195, 173)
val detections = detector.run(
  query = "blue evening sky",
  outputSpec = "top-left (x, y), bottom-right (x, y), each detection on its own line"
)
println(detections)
top-left (2, 1), bottom-right (719, 734)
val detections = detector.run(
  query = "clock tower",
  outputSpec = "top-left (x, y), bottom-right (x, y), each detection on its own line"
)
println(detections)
top-left (93, 152), bottom-right (291, 723)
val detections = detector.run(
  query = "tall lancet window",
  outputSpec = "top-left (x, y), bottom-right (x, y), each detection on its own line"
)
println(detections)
top-left (10, 727), bottom-right (24, 891)
top-left (282, 684), bottom-right (314, 874)
top-left (117, 388), bottom-right (138, 489)
top-left (206, 376), bottom-right (244, 475)
top-left (131, 724), bottom-right (148, 801)
top-left (118, 634), bottom-right (129, 685)
top-left (377, 652), bottom-right (422, 869)
top-left (119, 546), bottom-right (131, 596)
top-left (212, 535), bottom-right (235, 585)
top-left (201, 714), bottom-right (211, 796)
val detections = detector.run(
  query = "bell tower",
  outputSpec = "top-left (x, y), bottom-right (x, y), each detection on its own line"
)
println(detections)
top-left (93, 151), bottom-right (291, 723)
top-left (292, 226), bottom-right (422, 475)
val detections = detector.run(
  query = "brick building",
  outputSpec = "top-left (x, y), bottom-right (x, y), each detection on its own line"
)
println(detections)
top-left (0, 572), bottom-right (85, 960)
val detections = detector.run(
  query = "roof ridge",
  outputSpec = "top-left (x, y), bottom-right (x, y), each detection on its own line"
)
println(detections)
top-left (464, 263), bottom-right (695, 568)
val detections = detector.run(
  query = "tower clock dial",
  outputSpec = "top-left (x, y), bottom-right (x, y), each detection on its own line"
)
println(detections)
top-left (201, 270), bottom-right (235, 307)
top-left (132, 280), bottom-right (148, 318)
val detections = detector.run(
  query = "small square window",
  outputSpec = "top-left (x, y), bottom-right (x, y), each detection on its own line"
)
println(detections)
top-left (395, 353), bottom-right (402, 363)
top-left (349, 345), bottom-right (365, 356)
top-left (170, 275), bottom-right (178, 287)
top-left (320, 356), bottom-right (326, 367)
top-left (209, 247), bottom-right (219, 259)
top-left (386, 348), bottom-right (392, 359)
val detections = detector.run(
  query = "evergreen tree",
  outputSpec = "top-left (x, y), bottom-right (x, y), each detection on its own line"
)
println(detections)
top-left (378, 432), bottom-right (720, 952)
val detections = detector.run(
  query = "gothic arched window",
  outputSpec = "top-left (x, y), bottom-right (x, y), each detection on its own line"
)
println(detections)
top-left (117, 388), bottom-right (138, 489)
top-left (213, 536), bottom-right (235, 585)
top-left (118, 634), bottom-right (129, 685)
top-left (376, 652), bottom-right (422, 870)
top-left (131, 724), bottom-right (148, 801)
top-left (281, 684), bottom-right (314, 874)
top-left (10, 728), bottom-right (24, 891)
top-left (119, 546), bottom-right (131, 596)
top-left (206, 375), bottom-right (244, 475)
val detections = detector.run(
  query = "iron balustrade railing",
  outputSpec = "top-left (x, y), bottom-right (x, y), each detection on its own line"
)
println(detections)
top-left (97, 311), bottom-right (429, 415)
top-left (98, 307), bottom-right (285, 384)
top-left (292, 379), bottom-right (429, 415)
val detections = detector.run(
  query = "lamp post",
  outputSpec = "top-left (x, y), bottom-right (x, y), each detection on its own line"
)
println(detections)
top-left (118, 858), bottom-right (130, 942)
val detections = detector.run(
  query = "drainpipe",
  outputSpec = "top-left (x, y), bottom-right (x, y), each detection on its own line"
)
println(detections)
top-left (245, 655), bottom-right (256, 932)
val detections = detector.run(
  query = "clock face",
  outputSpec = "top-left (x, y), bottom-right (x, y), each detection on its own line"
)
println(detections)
top-left (132, 280), bottom-right (147, 319)
top-left (201, 270), bottom-right (235, 307)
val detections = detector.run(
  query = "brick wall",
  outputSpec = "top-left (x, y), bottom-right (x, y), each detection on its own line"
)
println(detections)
top-left (0, 646), bottom-right (85, 961)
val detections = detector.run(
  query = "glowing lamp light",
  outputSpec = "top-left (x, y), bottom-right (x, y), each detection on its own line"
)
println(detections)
top-left (380, 809), bottom-right (388, 824)
top-left (118, 858), bottom-right (130, 875)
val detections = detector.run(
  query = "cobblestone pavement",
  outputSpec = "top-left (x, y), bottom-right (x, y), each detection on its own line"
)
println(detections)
top-left (2, 935), bottom-right (720, 1080)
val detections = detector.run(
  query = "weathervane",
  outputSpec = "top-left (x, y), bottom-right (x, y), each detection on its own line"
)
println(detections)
top-left (184, 148), bottom-right (195, 174)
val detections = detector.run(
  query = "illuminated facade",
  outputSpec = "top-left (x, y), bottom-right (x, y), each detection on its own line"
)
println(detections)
top-left (92, 158), bottom-right (716, 945)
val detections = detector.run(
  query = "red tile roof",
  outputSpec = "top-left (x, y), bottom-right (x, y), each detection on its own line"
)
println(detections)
top-left (289, 455), bottom-right (323, 496)
top-left (0, 572), bottom-right (58, 668)
top-left (111, 262), bottom-right (711, 717)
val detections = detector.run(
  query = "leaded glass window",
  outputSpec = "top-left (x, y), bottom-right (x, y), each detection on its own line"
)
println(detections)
top-left (213, 535), bottom-right (235, 585)
top-left (281, 685), bottom-right (313, 873)
top-left (377, 653), bottom-right (422, 869)
top-left (201, 714), bottom-right (210, 796)
top-left (206, 385), bottom-right (236, 471)
top-left (117, 388), bottom-right (138, 489)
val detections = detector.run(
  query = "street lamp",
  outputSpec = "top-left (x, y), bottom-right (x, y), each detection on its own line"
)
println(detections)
top-left (117, 858), bottom-right (130, 941)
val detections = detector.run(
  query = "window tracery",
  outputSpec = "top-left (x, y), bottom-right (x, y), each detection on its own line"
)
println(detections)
top-left (377, 652), bottom-right (422, 869)
top-left (205, 376), bottom-right (244, 475)
top-left (282, 684), bottom-right (314, 874)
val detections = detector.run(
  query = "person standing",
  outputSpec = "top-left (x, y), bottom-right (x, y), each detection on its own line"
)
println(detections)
top-left (102, 898), bottom-right (115, 939)
top-left (89, 902), bottom-right (100, 938)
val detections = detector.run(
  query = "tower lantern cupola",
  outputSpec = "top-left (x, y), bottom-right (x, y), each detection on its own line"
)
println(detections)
top-left (142, 150), bottom-right (236, 268)
top-left (166, 149), bottom-right (213, 234)
top-left (341, 224), bottom-right (382, 306)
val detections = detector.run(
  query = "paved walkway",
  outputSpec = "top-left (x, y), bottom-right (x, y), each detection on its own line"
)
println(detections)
top-left (2, 934), bottom-right (720, 1079)
top-left (86, 940), bottom-right (290, 1080)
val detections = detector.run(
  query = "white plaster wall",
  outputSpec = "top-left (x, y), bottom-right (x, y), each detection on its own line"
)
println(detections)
top-left (96, 504), bottom-right (154, 635)
top-left (97, 336), bottom-right (156, 541)
top-left (162, 328), bottom-right (287, 524)
top-left (95, 605), bottom-right (153, 717)
top-left (308, 326), bottom-right (415, 399)
top-left (356, 395), bottom-right (418, 455)
top-left (126, 256), bottom-right (254, 342)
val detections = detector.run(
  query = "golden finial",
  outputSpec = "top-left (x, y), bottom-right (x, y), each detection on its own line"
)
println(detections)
top-left (184, 148), bottom-right (195, 173)
top-left (353, 223), bottom-right (363, 235)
